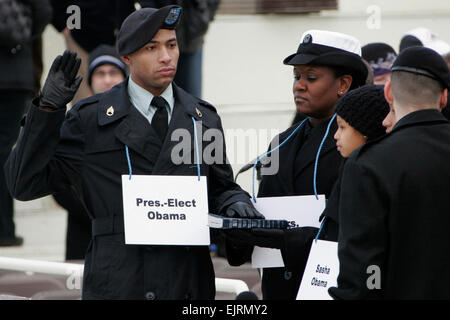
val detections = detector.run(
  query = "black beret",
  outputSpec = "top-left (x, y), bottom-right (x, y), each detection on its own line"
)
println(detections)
top-left (284, 30), bottom-right (368, 88)
top-left (335, 85), bottom-right (389, 140)
top-left (391, 46), bottom-right (450, 89)
top-left (399, 35), bottom-right (424, 53)
top-left (117, 5), bottom-right (182, 56)
top-left (399, 28), bottom-right (450, 56)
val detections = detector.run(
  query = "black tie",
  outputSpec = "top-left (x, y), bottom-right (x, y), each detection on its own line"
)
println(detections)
top-left (151, 96), bottom-right (168, 142)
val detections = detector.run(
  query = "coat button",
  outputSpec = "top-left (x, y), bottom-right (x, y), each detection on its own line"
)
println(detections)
top-left (145, 291), bottom-right (156, 300)
top-left (284, 271), bottom-right (292, 280)
top-left (184, 293), bottom-right (191, 300)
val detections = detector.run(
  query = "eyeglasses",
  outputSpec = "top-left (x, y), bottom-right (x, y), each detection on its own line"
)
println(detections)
top-left (92, 68), bottom-right (123, 78)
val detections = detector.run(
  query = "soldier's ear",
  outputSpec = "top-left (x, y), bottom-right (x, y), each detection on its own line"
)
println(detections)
top-left (121, 55), bottom-right (131, 66)
top-left (384, 79), bottom-right (394, 104)
top-left (439, 88), bottom-right (448, 111)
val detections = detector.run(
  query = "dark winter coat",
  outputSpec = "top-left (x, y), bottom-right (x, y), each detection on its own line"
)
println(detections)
top-left (329, 109), bottom-right (450, 300)
top-left (227, 118), bottom-right (343, 300)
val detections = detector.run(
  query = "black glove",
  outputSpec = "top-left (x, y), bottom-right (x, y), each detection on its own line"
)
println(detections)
top-left (224, 229), bottom-right (256, 246)
top-left (281, 227), bottom-right (318, 269)
top-left (250, 228), bottom-right (285, 249)
top-left (40, 50), bottom-right (82, 110)
top-left (224, 201), bottom-right (265, 219)
top-left (224, 228), bottom-right (285, 249)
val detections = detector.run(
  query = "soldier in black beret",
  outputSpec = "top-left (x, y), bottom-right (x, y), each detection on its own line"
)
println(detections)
top-left (5, 5), bottom-right (262, 300)
top-left (381, 46), bottom-right (450, 133)
top-left (329, 46), bottom-right (450, 299)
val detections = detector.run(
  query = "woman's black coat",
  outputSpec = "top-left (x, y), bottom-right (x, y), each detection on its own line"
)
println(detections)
top-left (227, 118), bottom-right (343, 300)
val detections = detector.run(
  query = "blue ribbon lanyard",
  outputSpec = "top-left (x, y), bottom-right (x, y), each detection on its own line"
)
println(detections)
top-left (192, 117), bottom-right (201, 181)
top-left (315, 216), bottom-right (327, 243)
top-left (125, 145), bottom-right (133, 180)
top-left (252, 113), bottom-right (336, 202)
top-left (251, 114), bottom-right (337, 242)
top-left (313, 114), bottom-right (336, 242)
top-left (252, 117), bottom-right (308, 202)
top-left (125, 116), bottom-right (201, 180)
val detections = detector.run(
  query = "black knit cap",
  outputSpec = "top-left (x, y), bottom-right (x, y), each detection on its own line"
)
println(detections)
top-left (335, 85), bottom-right (390, 140)
top-left (391, 46), bottom-right (450, 89)
top-left (117, 5), bottom-right (182, 56)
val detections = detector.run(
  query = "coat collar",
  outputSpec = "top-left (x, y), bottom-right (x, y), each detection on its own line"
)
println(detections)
top-left (97, 79), bottom-right (214, 127)
top-left (95, 79), bottom-right (218, 169)
top-left (392, 109), bottom-right (449, 133)
top-left (292, 117), bottom-right (338, 179)
top-left (172, 83), bottom-right (217, 128)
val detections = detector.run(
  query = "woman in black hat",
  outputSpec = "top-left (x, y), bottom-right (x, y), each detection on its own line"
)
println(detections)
top-left (226, 29), bottom-right (368, 300)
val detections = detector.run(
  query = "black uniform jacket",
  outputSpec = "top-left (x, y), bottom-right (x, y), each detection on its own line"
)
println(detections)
top-left (329, 109), bottom-right (450, 299)
top-left (5, 80), bottom-right (251, 300)
top-left (227, 118), bottom-right (343, 300)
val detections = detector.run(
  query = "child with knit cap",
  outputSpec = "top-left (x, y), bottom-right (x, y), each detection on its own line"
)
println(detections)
top-left (334, 85), bottom-right (390, 158)
top-left (319, 84), bottom-right (390, 242)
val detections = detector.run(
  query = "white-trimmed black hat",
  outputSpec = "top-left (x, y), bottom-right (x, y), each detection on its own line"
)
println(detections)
top-left (284, 30), bottom-right (368, 88)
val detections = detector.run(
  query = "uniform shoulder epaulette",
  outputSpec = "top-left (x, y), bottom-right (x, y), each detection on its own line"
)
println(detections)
top-left (197, 98), bottom-right (217, 113)
top-left (71, 93), bottom-right (102, 112)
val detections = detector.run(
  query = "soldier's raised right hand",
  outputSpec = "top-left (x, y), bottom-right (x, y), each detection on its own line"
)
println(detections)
top-left (40, 50), bottom-right (82, 110)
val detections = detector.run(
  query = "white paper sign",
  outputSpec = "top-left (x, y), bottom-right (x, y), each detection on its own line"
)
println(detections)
top-left (296, 239), bottom-right (339, 300)
top-left (251, 195), bottom-right (325, 268)
top-left (121, 175), bottom-right (210, 245)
